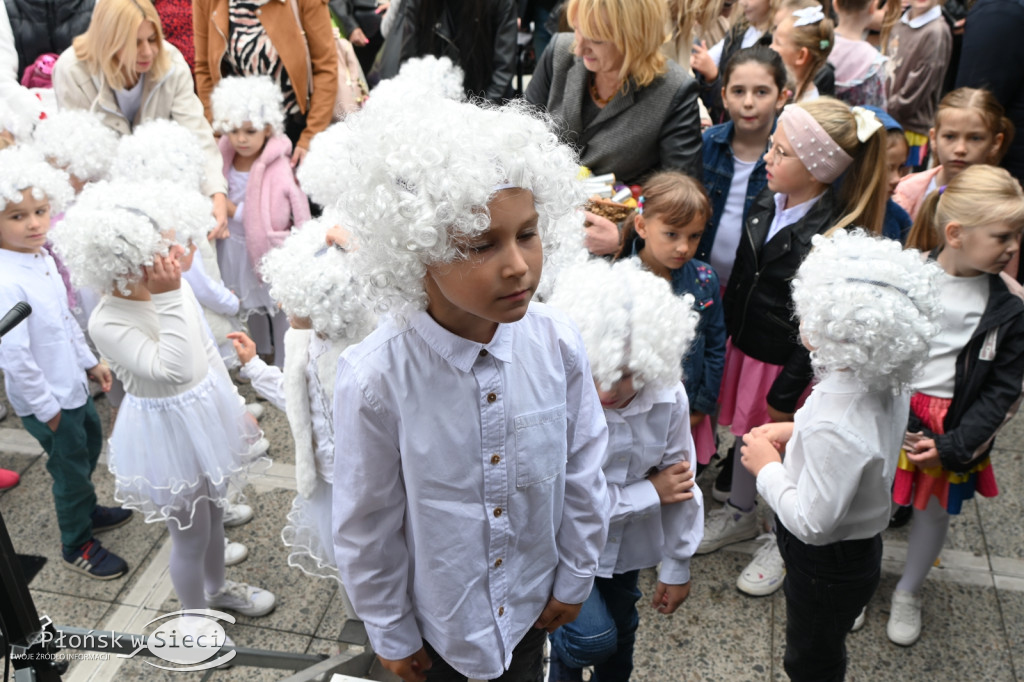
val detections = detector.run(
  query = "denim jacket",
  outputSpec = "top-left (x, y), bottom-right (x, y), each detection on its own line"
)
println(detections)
top-left (673, 260), bottom-right (727, 416)
top-left (697, 121), bottom-right (770, 265)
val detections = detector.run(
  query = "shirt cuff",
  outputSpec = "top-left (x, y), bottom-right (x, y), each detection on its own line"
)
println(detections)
top-left (552, 564), bottom-right (596, 606)
top-left (620, 480), bottom-right (661, 518)
top-left (362, 612), bottom-right (423, 663)
top-left (755, 461), bottom-right (787, 503)
top-left (239, 355), bottom-right (268, 381)
top-left (34, 400), bottom-right (62, 425)
top-left (658, 557), bottom-right (691, 586)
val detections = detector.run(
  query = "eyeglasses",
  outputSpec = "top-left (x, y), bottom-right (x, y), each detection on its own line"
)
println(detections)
top-left (766, 136), bottom-right (794, 164)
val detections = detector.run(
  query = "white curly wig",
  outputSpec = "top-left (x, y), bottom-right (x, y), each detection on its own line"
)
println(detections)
top-left (0, 92), bottom-right (43, 141)
top-left (547, 258), bottom-right (699, 391)
top-left (792, 229), bottom-right (942, 391)
top-left (259, 215), bottom-right (377, 342)
top-left (366, 55), bottom-right (467, 109)
top-left (535, 209), bottom-right (590, 301)
top-left (211, 75), bottom-right (285, 135)
top-left (31, 110), bottom-right (119, 183)
top-left (0, 145), bottom-right (73, 212)
top-left (51, 179), bottom-right (215, 294)
top-left (110, 119), bottom-right (205, 191)
top-left (298, 95), bottom-right (583, 321)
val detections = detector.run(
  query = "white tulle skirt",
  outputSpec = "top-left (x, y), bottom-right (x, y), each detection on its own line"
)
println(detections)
top-left (107, 370), bottom-right (271, 530)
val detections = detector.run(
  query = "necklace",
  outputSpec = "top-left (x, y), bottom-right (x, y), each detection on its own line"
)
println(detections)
top-left (589, 76), bottom-right (619, 106)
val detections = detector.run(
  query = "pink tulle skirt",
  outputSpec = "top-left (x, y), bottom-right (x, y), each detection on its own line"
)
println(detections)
top-left (692, 413), bottom-right (717, 465)
top-left (718, 340), bottom-right (811, 436)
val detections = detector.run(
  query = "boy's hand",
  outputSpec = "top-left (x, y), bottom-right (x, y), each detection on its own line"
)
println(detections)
top-left (649, 460), bottom-right (695, 505)
top-left (749, 422), bottom-right (794, 454)
top-left (46, 412), bottom-right (61, 432)
top-left (226, 332), bottom-right (257, 365)
top-left (378, 647), bottom-right (432, 682)
top-left (740, 432), bottom-right (782, 476)
top-left (143, 254), bottom-right (182, 294)
top-left (689, 411), bottom-right (705, 429)
top-left (652, 580), bottom-right (691, 615)
top-left (534, 597), bottom-right (582, 633)
top-left (906, 437), bottom-right (941, 469)
top-left (87, 362), bottom-right (113, 392)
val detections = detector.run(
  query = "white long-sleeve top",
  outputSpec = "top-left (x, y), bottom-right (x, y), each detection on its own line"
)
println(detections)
top-left (332, 303), bottom-right (610, 679)
top-left (88, 280), bottom-right (229, 398)
top-left (756, 371), bottom-right (909, 545)
top-left (0, 248), bottom-right (97, 421)
top-left (600, 383), bottom-right (704, 585)
top-left (182, 249), bottom-right (239, 317)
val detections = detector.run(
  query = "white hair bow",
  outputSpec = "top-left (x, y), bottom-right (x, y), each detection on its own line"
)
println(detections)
top-left (792, 5), bottom-right (825, 26)
top-left (851, 106), bottom-right (884, 143)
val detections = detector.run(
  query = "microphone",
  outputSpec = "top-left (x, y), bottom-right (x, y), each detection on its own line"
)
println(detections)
top-left (0, 302), bottom-right (31, 339)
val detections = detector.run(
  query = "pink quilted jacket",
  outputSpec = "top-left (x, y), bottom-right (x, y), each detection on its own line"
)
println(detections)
top-left (892, 165), bottom-right (943, 221)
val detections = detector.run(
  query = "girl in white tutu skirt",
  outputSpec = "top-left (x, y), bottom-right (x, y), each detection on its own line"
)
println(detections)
top-left (227, 216), bottom-right (376, 620)
top-left (51, 178), bottom-right (276, 619)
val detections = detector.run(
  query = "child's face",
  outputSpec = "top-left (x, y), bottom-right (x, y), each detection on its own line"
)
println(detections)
top-left (424, 188), bottom-right (542, 343)
top-left (723, 62), bottom-right (786, 136)
top-left (885, 133), bottom-right (909, 196)
top-left (946, 221), bottom-right (1022, 276)
top-left (228, 122), bottom-right (270, 159)
top-left (0, 191), bottom-right (50, 254)
top-left (764, 126), bottom-right (817, 197)
top-left (595, 372), bottom-right (638, 410)
top-left (908, 0), bottom-right (939, 16)
top-left (742, 0), bottom-right (772, 26)
top-left (636, 212), bottom-right (705, 274)
top-left (770, 18), bottom-right (807, 76)
top-left (930, 109), bottom-right (1003, 182)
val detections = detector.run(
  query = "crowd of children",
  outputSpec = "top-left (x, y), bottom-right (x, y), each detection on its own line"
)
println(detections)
top-left (1, 0), bottom-right (1023, 679)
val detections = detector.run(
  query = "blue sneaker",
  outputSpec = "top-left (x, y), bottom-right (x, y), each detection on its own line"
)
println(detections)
top-left (62, 538), bottom-right (128, 580)
top-left (91, 505), bottom-right (133, 533)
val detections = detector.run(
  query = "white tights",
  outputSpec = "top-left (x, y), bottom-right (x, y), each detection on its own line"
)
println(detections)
top-left (166, 498), bottom-right (226, 610)
top-left (895, 496), bottom-right (950, 595)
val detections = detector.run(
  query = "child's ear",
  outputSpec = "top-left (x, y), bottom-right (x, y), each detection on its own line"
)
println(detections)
top-left (990, 132), bottom-right (1005, 162)
top-left (928, 126), bottom-right (937, 151)
top-left (944, 221), bottom-right (965, 249)
top-left (795, 47), bottom-right (810, 68)
top-left (634, 213), bottom-right (647, 238)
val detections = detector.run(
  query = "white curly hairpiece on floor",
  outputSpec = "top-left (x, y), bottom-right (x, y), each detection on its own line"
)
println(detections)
top-left (211, 76), bottom-right (286, 135)
top-left (0, 145), bottom-right (73, 213)
top-left (31, 110), bottom-right (119, 183)
top-left (299, 93), bottom-right (583, 322)
top-left (792, 229), bottom-right (942, 391)
top-left (259, 214), bottom-right (377, 342)
top-left (51, 179), bottom-right (215, 294)
top-left (110, 119), bottom-right (206, 191)
top-left (546, 258), bottom-right (699, 391)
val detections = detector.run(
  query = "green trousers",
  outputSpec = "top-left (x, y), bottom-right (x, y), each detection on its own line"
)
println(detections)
top-left (21, 397), bottom-right (103, 551)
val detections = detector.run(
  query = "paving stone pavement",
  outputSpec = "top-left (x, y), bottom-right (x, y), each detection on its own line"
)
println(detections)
top-left (1, 379), bottom-right (1022, 681)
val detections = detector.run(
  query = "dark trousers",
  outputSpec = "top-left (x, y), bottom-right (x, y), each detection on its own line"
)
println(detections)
top-left (423, 626), bottom-right (546, 682)
top-left (776, 521), bottom-right (882, 682)
top-left (20, 397), bottom-right (103, 550)
top-left (548, 570), bottom-right (642, 682)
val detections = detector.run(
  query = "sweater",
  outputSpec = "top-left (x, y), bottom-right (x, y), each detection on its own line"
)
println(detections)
top-left (885, 10), bottom-right (952, 135)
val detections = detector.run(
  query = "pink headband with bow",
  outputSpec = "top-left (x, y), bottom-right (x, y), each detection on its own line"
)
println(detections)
top-left (778, 105), bottom-right (853, 184)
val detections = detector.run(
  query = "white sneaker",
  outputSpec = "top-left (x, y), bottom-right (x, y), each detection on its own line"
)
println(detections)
top-left (223, 538), bottom-right (248, 566)
top-left (206, 579), bottom-right (276, 617)
top-left (249, 437), bottom-right (270, 457)
top-left (244, 403), bottom-right (265, 420)
top-left (222, 502), bottom-right (254, 527)
top-left (696, 502), bottom-right (759, 554)
top-left (851, 607), bottom-right (866, 632)
top-left (887, 590), bottom-right (922, 646)
top-left (0, 402), bottom-right (7, 421)
top-left (736, 533), bottom-right (785, 596)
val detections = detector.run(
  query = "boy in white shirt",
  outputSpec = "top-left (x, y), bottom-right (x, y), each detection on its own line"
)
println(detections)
top-left (740, 229), bottom-right (941, 681)
top-left (0, 146), bottom-right (129, 579)
top-left (318, 88), bottom-right (610, 680)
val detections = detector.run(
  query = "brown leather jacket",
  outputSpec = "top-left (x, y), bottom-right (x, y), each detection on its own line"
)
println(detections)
top-left (193, 0), bottom-right (338, 150)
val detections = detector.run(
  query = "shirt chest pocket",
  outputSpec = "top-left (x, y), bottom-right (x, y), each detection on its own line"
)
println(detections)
top-left (514, 403), bottom-right (567, 488)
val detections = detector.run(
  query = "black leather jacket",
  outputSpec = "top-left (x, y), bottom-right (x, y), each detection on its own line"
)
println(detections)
top-left (723, 186), bottom-right (839, 413)
top-left (4, 0), bottom-right (94, 75)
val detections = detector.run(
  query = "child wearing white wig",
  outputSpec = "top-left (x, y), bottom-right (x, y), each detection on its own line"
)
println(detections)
top-left (739, 229), bottom-right (941, 681)
top-left (212, 75), bottom-right (310, 369)
top-left (544, 257), bottom-right (704, 682)
top-left (321, 92), bottom-right (610, 681)
top-left (0, 146), bottom-right (123, 576)
top-left (51, 178), bottom-right (277, 621)
top-left (225, 216), bottom-right (375, 620)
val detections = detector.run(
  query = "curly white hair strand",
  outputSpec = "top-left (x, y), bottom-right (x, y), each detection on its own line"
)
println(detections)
top-left (31, 110), bottom-right (119, 183)
top-left (110, 119), bottom-right (206, 191)
top-left (211, 75), bottom-right (286, 135)
top-left (0, 145), bottom-right (73, 213)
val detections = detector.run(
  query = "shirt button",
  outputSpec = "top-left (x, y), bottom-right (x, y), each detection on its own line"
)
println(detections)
top-left (494, 558), bottom-right (503, 567)
top-left (493, 507), bottom-right (502, 517)
top-left (486, 393), bottom-right (497, 403)
top-left (479, 349), bottom-right (488, 357)
top-left (491, 454), bottom-right (500, 465)
top-left (752, 218), bottom-right (759, 224)
top-left (498, 606), bottom-right (505, 616)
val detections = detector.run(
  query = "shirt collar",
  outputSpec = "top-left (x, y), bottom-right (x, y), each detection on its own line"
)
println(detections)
top-left (410, 309), bottom-right (515, 372)
top-left (604, 382), bottom-right (679, 421)
top-left (817, 369), bottom-right (869, 394)
top-left (901, 5), bottom-right (942, 28)
top-left (773, 191), bottom-right (823, 223)
top-left (0, 248), bottom-right (45, 265)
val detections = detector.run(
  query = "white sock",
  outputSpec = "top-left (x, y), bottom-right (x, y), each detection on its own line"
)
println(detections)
top-left (895, 496), bottom-right (950, 595)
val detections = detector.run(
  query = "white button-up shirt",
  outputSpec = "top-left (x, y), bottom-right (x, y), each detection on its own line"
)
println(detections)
top-left (332, 303), bottom-right (610, 679)
top-left (756, 371), bottom-right (910, 545)
top-left (600, 383), bottom-right (704, 585)
top-left (0, 248), bottom-right (97, 421)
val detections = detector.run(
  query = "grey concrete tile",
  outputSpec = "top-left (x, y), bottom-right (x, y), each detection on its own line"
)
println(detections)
top-left (0, 427), bottom-right (44, 456)
top-left (29, 590), bottom-right (113, 630)
top-left (314, 586), bottom-right (351, 642)
top-left (996, 586), bottom-right (1024, 678)
top-left (882, 497), bottom-right (988, 558)
top-left (206, 623), bottom-right (312, 681)
top-left (235, 382), bottom-right (294, 468)
top-left (976, 449), bottom-right (1024, 560)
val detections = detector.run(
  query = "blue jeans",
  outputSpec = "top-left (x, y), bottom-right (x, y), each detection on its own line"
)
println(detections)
top-left (548, 571), bottom-right (641, 682)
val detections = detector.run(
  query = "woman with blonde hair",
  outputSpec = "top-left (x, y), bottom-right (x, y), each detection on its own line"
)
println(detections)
top-left (525, 0), bottom-right (703, 185)
top-left (53, 0), bottom-right (230, 235)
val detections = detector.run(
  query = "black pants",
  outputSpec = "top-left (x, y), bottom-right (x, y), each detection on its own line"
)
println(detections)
top-left (776, 521), bottom-right (882, 682)
top-left (423, 627), bottom-right (546, 682)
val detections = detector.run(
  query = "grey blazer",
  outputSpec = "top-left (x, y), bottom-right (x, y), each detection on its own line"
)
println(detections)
top-left (526, 33), bottom-right (703, 185)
